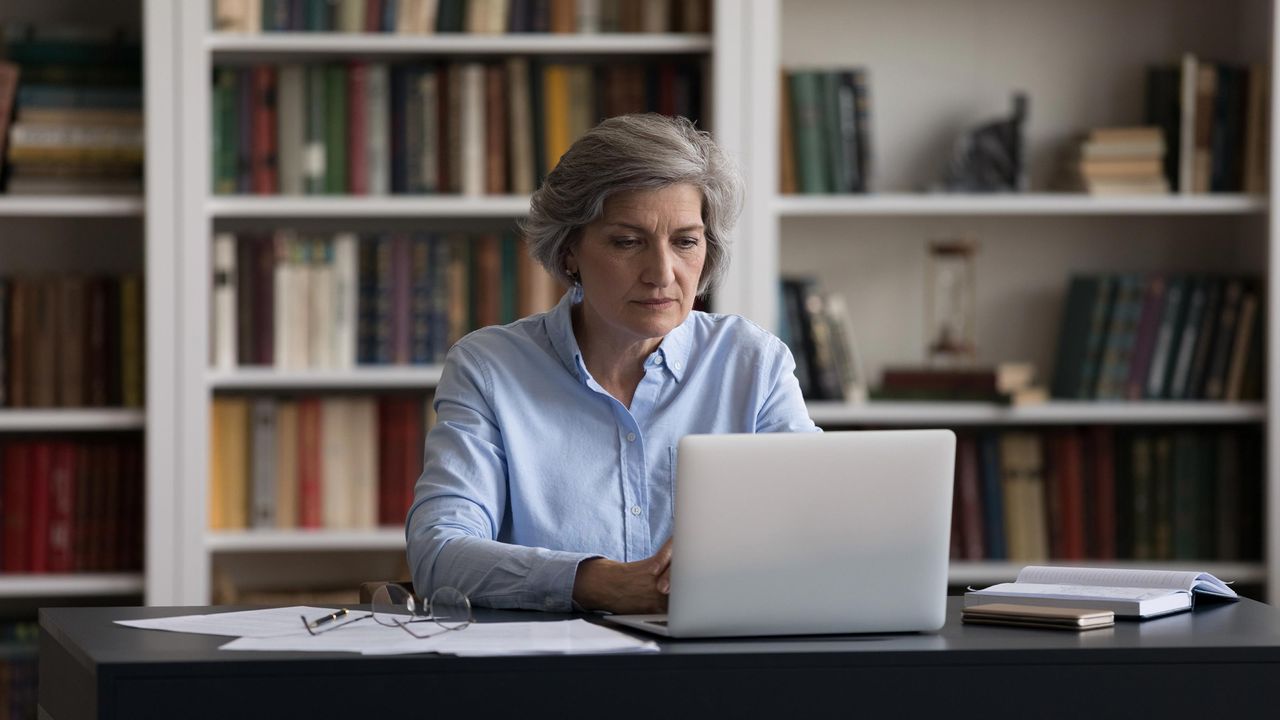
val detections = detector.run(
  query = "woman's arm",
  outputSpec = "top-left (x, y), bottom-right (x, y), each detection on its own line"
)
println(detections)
top-left (405, 343), bottom-right (599, 611)
top-left (756, 336), bottom-right (821, 433)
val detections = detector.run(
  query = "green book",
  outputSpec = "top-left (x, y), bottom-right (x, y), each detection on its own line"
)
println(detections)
top-left (500, 233), bottom-right (518, 324)
top-left (1170, 432), bottom-right (1200, 560)
top-left (788, 71), bottom-right (829, 194)
top-left (304, 65), bottom-right (327, 194)
top-left (820, 71), bottom-right (848, 193)
top-left (212, 67), bottom-right (238, 194)
top-left (325, 64), bottom-right (347, 194)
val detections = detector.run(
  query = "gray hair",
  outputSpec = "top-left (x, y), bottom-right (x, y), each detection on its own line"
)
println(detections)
top-left (520, 113), bottom-right (743, 295)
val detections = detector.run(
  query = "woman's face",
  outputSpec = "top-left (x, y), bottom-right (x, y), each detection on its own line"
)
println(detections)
top-left (569, 183), bottom-right (707, 348)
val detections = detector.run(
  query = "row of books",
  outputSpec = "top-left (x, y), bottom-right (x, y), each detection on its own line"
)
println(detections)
top-left (0, 623), bottom-right (36, 720)
top-left (212, 231), bottom-right (561, 369)
top-left (778, 278), bottom-right (863, 402)
top-left (214, 0), bottom-right (712, 34)
top-left (0, 25), bottom-right (143, 195)
top-left (211, 58), bottom-right (704, 196)
top-left (1051, 274), bottom-right (1262, 401)
top-left (1145, 55), bottom-right (1268, 194)
top-left (780, 68), bottom-right (873, 195)
top-left (1, 439), bottom-right (144, 573)
top-left (0, 276), bottom-right (145, 409)
top-left (209, 394), bottom-right (436, 531)
top-left (948, 427), bottom-right (1262, 563)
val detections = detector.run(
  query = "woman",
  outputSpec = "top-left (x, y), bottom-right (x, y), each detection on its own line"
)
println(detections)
top-left (406, 114), bottom-right (817, 615)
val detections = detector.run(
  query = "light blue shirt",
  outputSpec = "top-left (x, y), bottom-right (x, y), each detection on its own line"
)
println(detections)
top-left (406, 287), bottom-right (818, 611)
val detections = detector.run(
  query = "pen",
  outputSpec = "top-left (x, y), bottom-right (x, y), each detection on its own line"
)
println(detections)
top-left (311, 608), bottom-right (348, 627)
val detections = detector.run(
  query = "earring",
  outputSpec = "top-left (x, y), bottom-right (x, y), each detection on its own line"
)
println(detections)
top-left (566, 267), bottom-right (581, 285)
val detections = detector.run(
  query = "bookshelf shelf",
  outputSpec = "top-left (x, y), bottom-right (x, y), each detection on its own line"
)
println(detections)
top-left (947, 561), bottom-right (1266, 587)
top-left (206, 32), bottom-right (714, 58)
top-left (0, 573), bottom-right (145, 598)
top-left (207, 195), bottom-right (532, 218)
top-left (0, 410), bottom-right (147, 432)
top-left (0, 196), bottom-right (146, 217)
top-left (774, 193), bottom-right (1269, 218)
top-left (208, 367), bottom-right (444, 389)
top-left (806, 401), bottom-right (1268, 427)
top-left (206, 529), bottom-right (406, 552)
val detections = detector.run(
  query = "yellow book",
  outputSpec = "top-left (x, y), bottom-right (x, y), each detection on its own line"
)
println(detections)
top-left (542, 64), bottom-right (572, 177)
top-left (210, 397), bottom-right (250, 530)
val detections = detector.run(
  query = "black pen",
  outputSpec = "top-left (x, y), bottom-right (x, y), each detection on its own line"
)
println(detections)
top-left (311, 608), bottom-right (348, 627)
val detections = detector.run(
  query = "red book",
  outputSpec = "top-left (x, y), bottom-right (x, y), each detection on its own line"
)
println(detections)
top-left (47, 442), bottom-right (76, 573)
top-left (1126, 276), bottom-right (1167, 399)
top-left (348, 61), bottom-right (369, 195)
top-left (472, 233), bottom-right (501, 328)
top-left (1085, 426), bottom-right (1117, 560)
top-left (254, 234), bottom-right (276, 365)
top-left (401, 397), bottom-right (424, 520)
top-left (365, 0), bottom-right (384, 31)
top-left (251, 65), bottom-right (279, 194)
top-left (1049, 431), bottom-right (1086, 560)
top-left (28, 442), bottom-right (53, 572)
top-left (485, 64), bottom-right (507, 194)
top-left (3, 444), bottom-right (30, 572)
top-left (297, 398), bottom-right (323, 528)
top-left (101, 444), bottom-right (122, 571)
top-left (73, 443), bottom-right (94, 571)
top-left (956, 434), bottom-right (985, 560)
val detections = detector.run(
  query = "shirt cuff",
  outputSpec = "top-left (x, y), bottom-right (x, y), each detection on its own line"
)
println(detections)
top-left (527, 550), bottom-right (601, 612)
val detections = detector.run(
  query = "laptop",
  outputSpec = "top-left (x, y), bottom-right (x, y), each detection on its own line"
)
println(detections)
top-left (603, 429), bottom-right (955, 638)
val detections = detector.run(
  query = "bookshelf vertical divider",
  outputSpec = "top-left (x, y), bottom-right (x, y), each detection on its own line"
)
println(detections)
top-left (1267, 0), bottom-right (1280, 608)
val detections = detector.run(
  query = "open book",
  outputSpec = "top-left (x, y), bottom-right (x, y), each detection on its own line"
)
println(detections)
top-left (965, 565), bottom-right (1238, 619)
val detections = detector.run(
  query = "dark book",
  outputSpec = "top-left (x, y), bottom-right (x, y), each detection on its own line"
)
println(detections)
top-left (788, 71), bottom-right (829, 194)
top-left (956, 433), bottom-right (984, 560)
top-left (1094, 274), bottom-right (1144, 400)
top-left (850, 68), bottom-right (872, 192)
top-left (47, 442), bottom-right (76, 573)
top-left (486, 63), bottom-right (509, 194)
top-left (1185, 276), bottom-right (1223, 399)
top-left (820, 72), bottom-right (848, 193)
top-left (389, 64), bottom-right (408, 193)
top-left (347, 61), bottom-right (368, 194)
top-left (253, 234), bottom-right (276, 365)
top-left (1215, 431), bottom-right (1242, 559)
top-left (836, 70), bottom-right (862, 195)
top-left (1128, 434), bottom-right (1154, 560)
top-left (1170, 432), bottom-right (1199, 560)
top-left (324, 64), bottom-right (348, 193)
top-left (1049, 430), bottom-right (1085, 560)
top-left (778, 279), bottom-right (813, 398)
top-left (1151, 433), bottom-right (1174, 560)
top-left (235, 68), bottom-right (253, 193)
top-left (1125, 275), bottom-right (1166, 400)
top-left (1203, 277), bottom-right (1243, 400)
top-left (1225, 286), bottom-right (1260, 400)
top-left (3, 445), bottom-right (30, 571)
top-left (1084, 426), bottom-right (1116, 560)
top-left (304, 64), bottom-right (327, 194)
top-left (1145, 275), bottom-right (1188, 398)
top-left (472, 233), bottom-right (503, 329)
top-left (0, 62), bottom-right (21, 190)
top-left (1077, 275), bottom-right (1117, 399)
top-left (372, 234), bottom-right (394, 364)
top-left (979, 431), bottom-right (1006, 560)
top-left (1145, 64), bottom-right (1182, 191)
top-left (251, 65), bottom-right (279, 194)
top-left (28, 443), bottom-right (52, 572)
top-left (1167, 276), bottom-right (1207, 399)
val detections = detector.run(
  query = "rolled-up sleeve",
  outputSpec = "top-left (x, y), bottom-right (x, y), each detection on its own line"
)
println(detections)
top-left (405, 344), bottom-right (598, 611)
top-left (755, 337), bottom-right (821, 434)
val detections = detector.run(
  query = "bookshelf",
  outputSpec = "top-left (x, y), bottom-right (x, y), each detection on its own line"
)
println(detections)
top-left (161, 0), bottom-right (756, 604)
top-left (761, 0), bottom-right (1279, 599)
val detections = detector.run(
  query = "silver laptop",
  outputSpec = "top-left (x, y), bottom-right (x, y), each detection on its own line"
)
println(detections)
top-left (604, 430), bottom-right (955, 638)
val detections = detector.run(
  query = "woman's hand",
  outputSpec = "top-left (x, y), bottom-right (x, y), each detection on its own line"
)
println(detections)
top-left (573, 538), bottom-right (673, 614)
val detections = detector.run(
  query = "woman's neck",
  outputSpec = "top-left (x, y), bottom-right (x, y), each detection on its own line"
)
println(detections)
top-left (571, 303), bottom-right (661, 407)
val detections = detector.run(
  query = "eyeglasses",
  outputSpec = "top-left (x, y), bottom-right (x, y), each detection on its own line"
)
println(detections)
top-left (300, 584), bottom-right (472, 640)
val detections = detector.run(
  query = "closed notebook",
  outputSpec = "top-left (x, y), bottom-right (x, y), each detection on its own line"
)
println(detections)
top-left (963, 603), bottom-right (1115, 631)
top-left (964, 565), bottom-right (1237, 619)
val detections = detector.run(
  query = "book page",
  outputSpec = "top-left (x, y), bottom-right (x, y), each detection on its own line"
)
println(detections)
top-left (978, 583), bottom-right (1181, 601)
top-left (1016, 566), bottom-right (1214, 593)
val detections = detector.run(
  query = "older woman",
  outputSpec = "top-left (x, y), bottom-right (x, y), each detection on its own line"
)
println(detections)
top-left (406, 114), bottom-right (817, 615)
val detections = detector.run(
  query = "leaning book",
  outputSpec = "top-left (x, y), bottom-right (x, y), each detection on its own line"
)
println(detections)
top-left (964, 565), bottom-right (1238, 619)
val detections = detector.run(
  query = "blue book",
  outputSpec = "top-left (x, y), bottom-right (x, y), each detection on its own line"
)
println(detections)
top-left (979, 431), bottom-right (1006, 560)
top-left (409, 234), bottom-right (433, 365)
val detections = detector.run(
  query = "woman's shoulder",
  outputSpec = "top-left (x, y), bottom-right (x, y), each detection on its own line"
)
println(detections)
top-left (685, 310), bottom-right (787, 356)
top-left (450, 313), bottom-right (553, 363)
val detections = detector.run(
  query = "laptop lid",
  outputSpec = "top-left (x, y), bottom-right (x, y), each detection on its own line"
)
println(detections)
top-left (665, 430), bottom-right (955, 638)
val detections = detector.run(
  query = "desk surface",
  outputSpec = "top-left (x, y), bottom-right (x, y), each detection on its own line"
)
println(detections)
top-left (40, 598), bottom-right (1280, 719)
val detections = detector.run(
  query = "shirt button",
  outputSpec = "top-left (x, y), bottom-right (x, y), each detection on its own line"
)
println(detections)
top-left (626, 432), bottom-right (636, 442)
top-left (673, 360), bottom-right (682, 370)
top-left (655, 356), bottom-right (664, 365)
top-left (631, 506), bottom-right (642, 516)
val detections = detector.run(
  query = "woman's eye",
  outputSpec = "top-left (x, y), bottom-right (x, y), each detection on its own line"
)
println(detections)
top-left (676, 237), bottom-right (701, 249)
top-left (613, 237), bottom-right (640, 248)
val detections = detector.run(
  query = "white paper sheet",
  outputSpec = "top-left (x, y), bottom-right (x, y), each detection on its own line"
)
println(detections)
top-left (115, 607), bottom-right (365, 638)
top-left (219, 619), bottom-right (660, 656)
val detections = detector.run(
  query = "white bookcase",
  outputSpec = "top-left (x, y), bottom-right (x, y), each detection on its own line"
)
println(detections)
top-left (153, 0), bottom-right (758, 604)
top-left (756, 0), bottom-right (1279, 599)
top-left (147, 0), bottom-right (1280, 604)
top-left (0, 0), bottom-right (152, 608)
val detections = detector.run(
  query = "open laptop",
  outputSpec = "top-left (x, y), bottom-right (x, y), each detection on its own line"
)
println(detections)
top-left (603, 429), bottom-right (955, 638)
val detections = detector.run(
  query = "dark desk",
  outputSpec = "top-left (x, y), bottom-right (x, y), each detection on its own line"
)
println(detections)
top-left (41, 598), bottom-right (1280, 719)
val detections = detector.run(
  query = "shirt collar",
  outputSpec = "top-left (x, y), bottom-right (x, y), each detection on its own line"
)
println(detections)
top-left (544, 286), bottom-right (693, 384)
